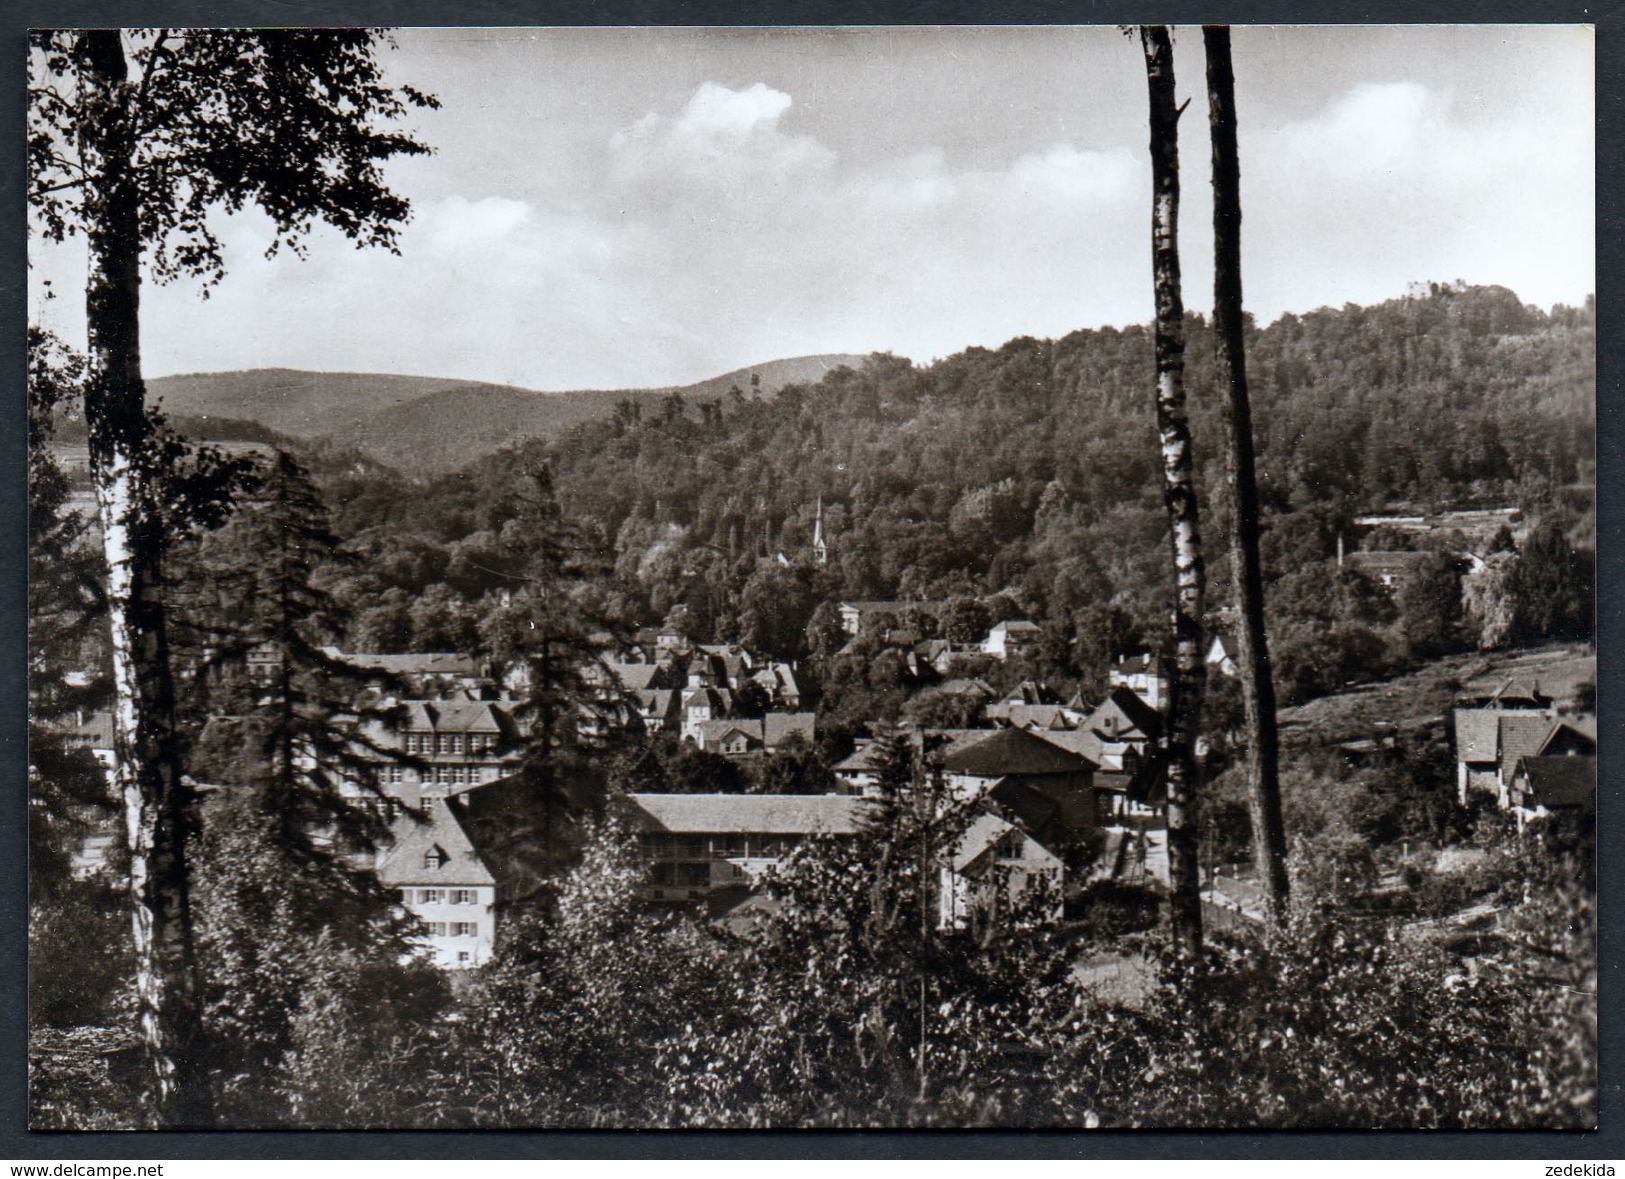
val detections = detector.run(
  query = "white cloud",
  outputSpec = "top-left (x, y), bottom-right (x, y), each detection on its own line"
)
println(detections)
top-left (419, 195), bottom-right (531, 254)
top-left (609, 81), bottom-right (834, 196)
top-left (1242, 79), bottom-right (1593, 317)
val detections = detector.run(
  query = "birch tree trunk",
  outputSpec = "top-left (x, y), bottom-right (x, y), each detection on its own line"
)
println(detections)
top-left (1204, 25), bottom-right (1290, 924)
top-left (76, 29), bottom-right (213, 1129)
top-left (1139, 24), bottom-right (1206, 954)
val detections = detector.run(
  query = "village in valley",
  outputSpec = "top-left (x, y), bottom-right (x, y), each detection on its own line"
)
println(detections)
top-left (27, 24), bottom-right (1597, 1133)
top-left (57, 496), bottom-right (1596, 978)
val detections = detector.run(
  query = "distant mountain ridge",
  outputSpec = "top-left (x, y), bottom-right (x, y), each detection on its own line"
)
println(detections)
top-left (147, 354), bottom-right (867, 472)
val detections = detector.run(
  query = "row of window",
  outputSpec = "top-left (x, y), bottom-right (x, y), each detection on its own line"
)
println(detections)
top-left (640, 833), bottom-right (798, 859)
top-left (423, 922), bottom-right (481, 938)
top-left (380, 765), bottom-right (490, 786)
top-left (403, 887), bottom-right (482, 905)
top-left (402, 732), bottom-right (496, 755)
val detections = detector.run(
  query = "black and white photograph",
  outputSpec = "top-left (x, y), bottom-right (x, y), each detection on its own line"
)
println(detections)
top-left (25, 22), bottom-right (1597, 1132)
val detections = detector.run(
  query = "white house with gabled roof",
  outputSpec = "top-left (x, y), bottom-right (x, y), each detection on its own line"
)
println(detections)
top-left (376, 797), bottom-right (497, 969)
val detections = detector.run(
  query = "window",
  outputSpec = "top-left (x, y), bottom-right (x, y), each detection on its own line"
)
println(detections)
top-left (387, 766), bottom-right (404, 785)
top-left (398, 889), bottom-right (412, 905)
top-left (417, 888), bottom-right (445, 904)
top-left (450, 889), bottom-right (478, 905)
top-left (438, 734), bottom-right (455, 754)
top-left (425, 921), bottom-right (448, 937)
top-left (423, 845), bottom-right (449, 871)
top-left (452, 922), bottom-right (479, 937)
top-left (457, 951), bottom-right (472, 965)
top-left (999, 837), bottom-right (1023, 861)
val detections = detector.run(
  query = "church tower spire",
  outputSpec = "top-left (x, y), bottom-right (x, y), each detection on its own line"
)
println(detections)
top-left (812, 495), bottom-right (828, 565)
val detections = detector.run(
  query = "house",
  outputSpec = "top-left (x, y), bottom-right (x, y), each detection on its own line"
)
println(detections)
top-left (837, 600), bottom-right (937, 637)
top-left (622, 792), bottom-right (871, 903)
top-left (1455, 708), bottom-right (1539, 805)
top-left (680, 686), bottom-right (734, 742)
top-left (748, 662), bottom-right (803, 709)
top-left (1204, 636), bottom-right (1238, 680)
top-left (693, 645), bottom-right (758, 691)
top-left (360, 700), bottom-right (522, 807)
top-left (633, 688), bottom-right (680, 733)
top-left (1449, 698), bottom-right (1586, 808)
top-left (1507, 755), bottom-right (1596, 829)
top-left (914, 638), bottom-right (984, 675)
top-left (1110, 651), bottom-right (1170, 709)
top-left (1036, 727), bottom-right (1165, 822)
top-left (986, 682), bottom-right (1082, 731)
top-left (939, 727), bottom-right (1097, 850)
top-left (694, 711), bottom-right (818, 756)
top-left (64, 709), bottom-right (117, 773)
top-left (375, 797), bottom-right (498, 969)
top-left (983, 619), bottom-right (1041, 661)
top-left (323, 648), bottom-right (488, 698)
top-left (937, 811), bottom-right (1064, 930)
top-left (1341, 550), bottom-right (1443, 592)
top-left (1085, 687), bottom-right (1165, 752)
top-left (833, 738), bottom-right (885, 795)
top-left (1458, 677), bottom-right (1552, 711)
top-left (244, 640), bottom-right (284, 686)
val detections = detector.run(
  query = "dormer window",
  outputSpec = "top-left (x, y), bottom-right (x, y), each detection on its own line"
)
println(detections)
top-left (423, 845), bottom-right (450, 871)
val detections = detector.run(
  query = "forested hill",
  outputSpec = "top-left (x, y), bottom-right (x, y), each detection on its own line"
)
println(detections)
top-left (311, 284), bottom-right (1592, 693)
top-left (146, 353), bottom-right (865, 472)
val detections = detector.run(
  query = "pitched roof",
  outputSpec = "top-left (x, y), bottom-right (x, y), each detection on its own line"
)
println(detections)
top-left (937, 678), bottom-right (996, 698)
top-left (1033, 727), bottom-right (1106, 764)
top-left (949, 812), bottom-right (1019, 872)
top-left (376, 798), bottom-right (496, 887)
top-left (699, 718), bottom-right (762, 746)
top-left (996, 704), bottom-right (1073, 731)
top-left (1539, 720), bottom-right (1597, 757)
top-left (332, 650), bottom-right (479, 677)
top-left (1088, 687), bottom-right (1164, 740)
top-left (635, 688), bottom-right (677, 714)
top-left (1498, 713), bottom-right (1559, 783)
top-left (607, 661), bottom-right (661, 691)
top-left (1343, 550), bottom-right (1436, 574)
top-left (401, 700), bottom-right (507, 733)
top-left (941, 726), bottom-right (1097, 776)
top-left (1453, 708), bottom-right (1501, 764)
top-left (763, 712), bottom-right (817, 746)
top-left (682, 686), bottom-right (732, 711)
top-left (1490, 678), bottom-right (1547, 705)
top-left (991, 619), bottom-right (1041, 635)
top-left (1514, 756), bottom-right (1596, 811)
top-left (624, 793), bottom-right (870, 835)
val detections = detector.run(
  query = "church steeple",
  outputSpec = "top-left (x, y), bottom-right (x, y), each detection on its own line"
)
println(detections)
top-left (812, 495), bottom-right (828, 565)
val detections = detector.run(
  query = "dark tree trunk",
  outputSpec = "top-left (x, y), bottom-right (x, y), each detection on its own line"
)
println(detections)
top-left (1139, 24), bottom-right (1206, 954)
top-left (1204, 25), bottom-right (1290, 924)
top-left (75, 29), bottom-right (214, 1129)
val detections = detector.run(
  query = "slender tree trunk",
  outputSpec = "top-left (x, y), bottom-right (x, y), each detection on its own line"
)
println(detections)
top-left (1139, 25), bottom-right (1206, 954)
top-left (1204, 26), bottom-right (1290, 924)
top-left (76, 30), bottom-right (213, 1129)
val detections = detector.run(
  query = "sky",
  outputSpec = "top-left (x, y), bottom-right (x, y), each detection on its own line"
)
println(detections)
top-left (27, 25), bottom-right (1595, 390)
